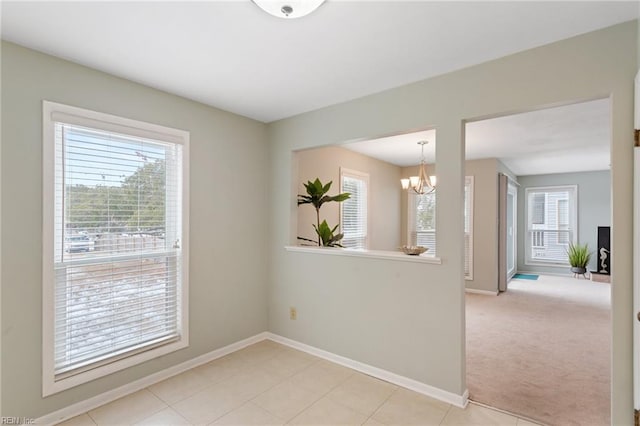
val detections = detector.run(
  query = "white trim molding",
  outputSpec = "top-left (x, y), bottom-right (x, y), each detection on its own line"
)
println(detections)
top-left (266, 333), bottom-right (468, 408)
top-left (339, 167), bottom-right (370, 250)
top-left (465, 288), bottom-right (499, 296)
top-left (37, 331), bottom-right (469, 424)
top-left (36, 333), bottom-right (269, 425)
top-left (42, 101), bottom-right (190, 396)
top-left (285, 246), bottom-right (442, 265)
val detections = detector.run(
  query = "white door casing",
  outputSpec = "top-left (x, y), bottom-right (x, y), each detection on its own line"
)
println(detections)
top-left (634, 147), bottom-right (640, 412)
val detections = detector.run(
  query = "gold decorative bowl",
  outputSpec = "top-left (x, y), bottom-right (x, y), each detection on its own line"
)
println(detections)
top-left (400, 245), bottom-right (428, 255)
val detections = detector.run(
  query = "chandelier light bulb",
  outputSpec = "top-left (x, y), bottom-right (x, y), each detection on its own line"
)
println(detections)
top-left (400, 141), bottom-right (436, 195)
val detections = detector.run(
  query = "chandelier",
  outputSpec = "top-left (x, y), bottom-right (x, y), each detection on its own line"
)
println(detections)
top-left (401, 141), bottom-right (436, 195)
top-left (252, 0), bottom-right (326, 19)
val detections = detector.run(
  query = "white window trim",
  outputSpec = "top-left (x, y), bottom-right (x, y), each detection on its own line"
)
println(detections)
top-left (42, 101), bottom-right (190, 396)
top-left (465, 176), bottom-right (474, 281)
top-left (339, 167), bottom-right (370, 250)
top-left (405, 177), bottom-right (473, 280)
top-left (524, 185), bottom-right (578, 267)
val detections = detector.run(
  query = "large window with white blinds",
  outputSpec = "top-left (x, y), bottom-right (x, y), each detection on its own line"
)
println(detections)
top-left (409, 177), bottom-right (474, 279)
top-left (340, 168), bottom-right (369, 250)
top-left (42, 101), bottom-right (189, 395)
top-left (525, 185), bottom-right (577, 265)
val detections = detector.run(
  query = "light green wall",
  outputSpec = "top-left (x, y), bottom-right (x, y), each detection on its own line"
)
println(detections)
top-left (516, 170), bottom-right (611, 275)
top-left (268, 21), bottom-right (637, 423)
top-left (1, 42), bottom-right (269, 417)
top-left (1, 19), bottom-right (637, 423)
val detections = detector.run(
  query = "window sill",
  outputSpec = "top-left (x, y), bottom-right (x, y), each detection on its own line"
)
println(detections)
top-left (43, 337), bottom-right (188, 396)
top-left (524, 260), bottom-right (568, 268)
top-left (285, 246), bottom-right (442, 265)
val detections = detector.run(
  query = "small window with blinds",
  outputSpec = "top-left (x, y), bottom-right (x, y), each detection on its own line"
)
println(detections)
top-left (340, 168), bottom-right (369, 250)
top-left (409, 191), bottom-right (437, 256)
top-left (408, 177), bottom-right (474, 279)
top-left (525, 185), bottom-right (577, 266)
top-left (42, 101), bottom-right (189, 396)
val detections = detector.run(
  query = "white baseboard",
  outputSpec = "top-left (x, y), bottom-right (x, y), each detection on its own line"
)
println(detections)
top-left (515, 270), bottom-right (569, 278)
top-left (36, 332), bottom-right (269, 425)
top-left (465, 288), bottom-right (499, 296)
top-left (265, 332), bottom-right (468, 408)
top-left (38, 330), bottom-right (469, 424)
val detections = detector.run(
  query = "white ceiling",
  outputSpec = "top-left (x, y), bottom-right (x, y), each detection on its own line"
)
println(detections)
top-left (1, 1), bottom-right (637, 123)
top-left (467, 98), bottom-right (611, 176)
top-left (343, 98), bottom-right (611, 176)
top-left (344, 129), bottom-right (437, 167)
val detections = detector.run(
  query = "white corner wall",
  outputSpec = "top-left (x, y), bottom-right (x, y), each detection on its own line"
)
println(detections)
top-left (267, 21), bottom-right (637, 423)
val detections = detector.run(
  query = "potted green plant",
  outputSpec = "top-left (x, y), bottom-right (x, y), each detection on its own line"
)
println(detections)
top-left (297, 178), bottom-right (350, 247)
top-left (566, 242), bottom-right (592, 277)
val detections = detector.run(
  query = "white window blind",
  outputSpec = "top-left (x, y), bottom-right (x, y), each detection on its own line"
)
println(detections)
top-left (340, 169), bottom-right (369, 249)
top-left (557, 199), bottom-right (569, 245)
top-left (409, 177), bottom-right (474, 278)
top-left (411, 191), bottom-right (437, 256)
top-left (531, 193), bottom-right (546, 225)
top-left (43, 102), bottom-right (189, 395)
top-left (525, 186), bottom-right (577, 265)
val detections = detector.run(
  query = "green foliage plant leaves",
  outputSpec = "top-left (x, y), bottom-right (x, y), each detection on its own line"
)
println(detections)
top-left (297, 178), bottom-right (350, 246)
top-left (566, 242), bottom-right (592, 268)
top-left (312, 220), bottom-right (344, 247)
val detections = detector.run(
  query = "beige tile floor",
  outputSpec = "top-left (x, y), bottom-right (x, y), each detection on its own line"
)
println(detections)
top-left (56, 341), bottom-right (540, 426)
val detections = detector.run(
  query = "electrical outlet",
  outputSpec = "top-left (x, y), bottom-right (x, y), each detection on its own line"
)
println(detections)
top-left (289, 307), bottom-right (297, 320)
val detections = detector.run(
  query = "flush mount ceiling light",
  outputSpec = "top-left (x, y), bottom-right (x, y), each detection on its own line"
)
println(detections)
top-left (252, 0), bottom-right (326, 19)
top-left (401, 141), bottom-right (436, 195)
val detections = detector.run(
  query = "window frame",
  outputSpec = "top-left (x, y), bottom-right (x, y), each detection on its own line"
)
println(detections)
top-left (42, 101), bottom-right (190, 396)
top-left (524, 185), bottom-right (577, 267)
top-left (407, 189), bottom-right (436, 256)
top-left (464, 176), bottom-right (474, 281)
top-left (406, 176), bottom-right (474, 280)
top-left (339, 167), bottom-right (370, 250)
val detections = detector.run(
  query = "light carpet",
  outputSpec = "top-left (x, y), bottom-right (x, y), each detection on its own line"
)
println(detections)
top-left (466, 275), bottom-right (610, 426)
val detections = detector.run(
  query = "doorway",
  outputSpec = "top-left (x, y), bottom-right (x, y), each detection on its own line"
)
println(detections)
top-left (464, 97), bottom-right (612, 425)
top-left (506, 181), bottom-right (517, 280)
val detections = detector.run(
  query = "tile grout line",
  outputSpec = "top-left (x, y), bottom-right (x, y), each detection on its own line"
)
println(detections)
top-left (249, 349), bottom-right (325, 424)
top-left (133, 392), bottom-right (169, 426)
top-left (283, 364), bottom-right (357, 424)
top-left (85, 411), bottom-right (98, 426)
top-left (360, 385), bottom-right (400, 425)
top-left (200, 345), bottom-right (297, 426)
top-left (245, 400), bottom-right (288, 426)
top-left (438, 401), bottom-right (454, 425)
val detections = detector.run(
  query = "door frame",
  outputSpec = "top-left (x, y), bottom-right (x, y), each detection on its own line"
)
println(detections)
top-left (633, 147), bottom-right (639, 413)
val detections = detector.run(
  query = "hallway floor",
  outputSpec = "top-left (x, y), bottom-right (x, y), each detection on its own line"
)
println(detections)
top-left (466, 274), bottom-right (610, 426)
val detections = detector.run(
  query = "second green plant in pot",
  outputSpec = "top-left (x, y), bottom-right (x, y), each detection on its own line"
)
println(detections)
top-left (297, 178), bottom-right (350, 247)
top-left (566, 242), bottom-right (592, 276)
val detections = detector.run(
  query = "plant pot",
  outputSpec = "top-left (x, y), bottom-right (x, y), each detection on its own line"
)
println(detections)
top-left (570, 266), bottom-right (587, 274)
